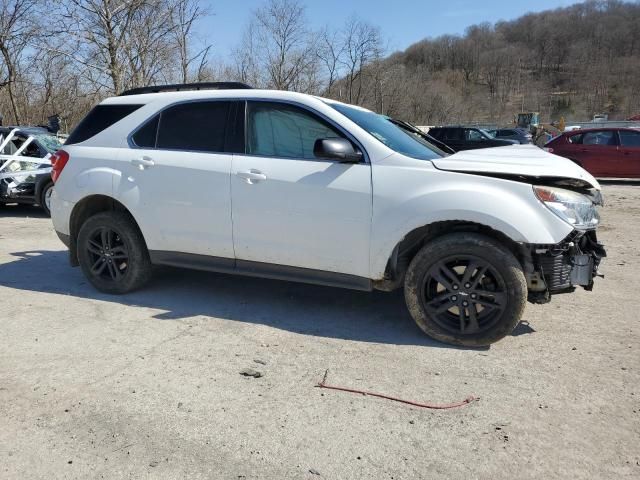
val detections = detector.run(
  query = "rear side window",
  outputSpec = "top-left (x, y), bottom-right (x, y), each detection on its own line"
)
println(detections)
top-left (157, 101), bottom-right (230, 152)
top-left (619, 130), bottom-right (640, 147)
top-left (567, 133), bottom-right (583, 144)
top-left (66, 104), bottom-right (142, 145)
top-left (131, 101), bottom-right (237, 153)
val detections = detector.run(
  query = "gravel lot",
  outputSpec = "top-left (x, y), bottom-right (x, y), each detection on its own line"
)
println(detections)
top-left (1, 184), bottom-right (638, 480)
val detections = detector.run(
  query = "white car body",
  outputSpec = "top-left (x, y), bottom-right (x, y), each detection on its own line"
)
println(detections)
top-left (50, 86), bottom-right (607, 345)
top-left (51, 88), bottom-right (601, 285)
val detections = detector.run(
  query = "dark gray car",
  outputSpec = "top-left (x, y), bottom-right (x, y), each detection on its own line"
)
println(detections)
top-left (428, 126), bottom-right (518, 152)
top-left (487, 128), bottom-right (532, 144)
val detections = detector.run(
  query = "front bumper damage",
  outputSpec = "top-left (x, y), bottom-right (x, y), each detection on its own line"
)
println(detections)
top-left (524, 229), bottom-right (606, 303)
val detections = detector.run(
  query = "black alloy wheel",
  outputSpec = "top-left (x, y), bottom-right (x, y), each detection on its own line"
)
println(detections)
top-left (420, 255), bottom-right (507, 335)
top-left (85, 227), bottom-right (130, 281)
top-left (77, 211), bottom-right (152, 294)
top-left (404, 233), bottom-right (527, 346)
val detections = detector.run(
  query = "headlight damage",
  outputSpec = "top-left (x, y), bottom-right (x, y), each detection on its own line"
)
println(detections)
top-left (533, 185), bottom-right (600, 229)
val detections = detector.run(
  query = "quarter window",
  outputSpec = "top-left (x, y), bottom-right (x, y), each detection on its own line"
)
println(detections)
top-left (66, 104), bottom-right (142, 145)
top-left (247, 101), bottom-right (345, 159)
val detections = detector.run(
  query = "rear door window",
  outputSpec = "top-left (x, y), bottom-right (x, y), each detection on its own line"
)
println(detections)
top-left (156, 101), bottom-right (231, 153)
top-left (619, 130), bottom-right (640, 147)
top-left (66, 104), bottom-right (142, 145)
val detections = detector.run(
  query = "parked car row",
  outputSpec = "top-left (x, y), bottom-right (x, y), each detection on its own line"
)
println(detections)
top-left (425, 123), bottom-right (640, 179)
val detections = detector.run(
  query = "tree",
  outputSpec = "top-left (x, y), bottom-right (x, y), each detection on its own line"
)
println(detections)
top-left (340, 16), bottom-right (383, 104)
top-left (251, 0), bottom-right (315, 90)
top-left (0, 0), bottom-right (40, 124)
top-left (53, 0), bottom-right (156, 93)
top-left (169, 0), bottom-right (211, 83)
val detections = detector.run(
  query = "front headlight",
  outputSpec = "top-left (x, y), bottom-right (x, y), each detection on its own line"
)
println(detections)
top-left (533, 186), bottom-right (600, 229)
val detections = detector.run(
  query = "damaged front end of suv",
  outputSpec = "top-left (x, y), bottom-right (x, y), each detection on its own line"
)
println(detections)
top-left (522, 183), bottom-right (606, 303)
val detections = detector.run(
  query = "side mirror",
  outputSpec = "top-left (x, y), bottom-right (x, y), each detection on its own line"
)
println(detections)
top-left (313, 138), bottom-right (363, 163)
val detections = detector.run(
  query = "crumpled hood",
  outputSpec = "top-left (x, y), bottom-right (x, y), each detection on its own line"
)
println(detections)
top-left (432, 144), bottom-right (600, 190)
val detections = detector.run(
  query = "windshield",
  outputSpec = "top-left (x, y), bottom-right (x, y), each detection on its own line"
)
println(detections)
top-left (329, 103), bottom-right (443, 160)
top-left (35, 134), bottom-right (63, 153)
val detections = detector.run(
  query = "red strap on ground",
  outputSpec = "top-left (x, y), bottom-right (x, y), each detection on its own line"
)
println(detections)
top-left (315, 370), bottom-right (478, 410)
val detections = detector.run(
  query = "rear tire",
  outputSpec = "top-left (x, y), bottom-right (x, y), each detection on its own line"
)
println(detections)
top-left (39, 180), bottom-right (54, 216)
top-left (77, 211), bottom-right (152, 294)
top-left (404, 233), bottom-right (527, 346)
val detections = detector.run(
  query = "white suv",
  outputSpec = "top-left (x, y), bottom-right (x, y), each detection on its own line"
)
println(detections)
top-left (49, 83), bottom-right (605, 346)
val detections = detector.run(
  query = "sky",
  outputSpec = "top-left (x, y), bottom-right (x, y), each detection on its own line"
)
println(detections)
top-left (197, 0), bottom-right (584, 60)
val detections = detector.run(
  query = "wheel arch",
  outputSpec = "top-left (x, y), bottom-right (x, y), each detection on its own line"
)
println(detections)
top-left (373, 220), bottom-right (527, 292)
top-left (68, 194), bottom-right (145, 266)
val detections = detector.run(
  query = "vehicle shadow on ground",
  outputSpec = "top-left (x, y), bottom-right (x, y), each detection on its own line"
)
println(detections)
top-left (0, 249), bottom-right (495, 349)
top-left (0, 204), bottom-right (49, 218)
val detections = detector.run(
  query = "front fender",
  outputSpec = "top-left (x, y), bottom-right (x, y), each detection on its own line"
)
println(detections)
top-left (369, 162), bottom-right (573, 278)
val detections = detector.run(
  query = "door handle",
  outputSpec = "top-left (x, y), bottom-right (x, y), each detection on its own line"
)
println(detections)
top-left (131, 156), bottom-right (155, 170)
top-left (237, 169), bottom-right (267, 184)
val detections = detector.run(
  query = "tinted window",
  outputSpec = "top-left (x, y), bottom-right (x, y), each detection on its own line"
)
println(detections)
top-left (498, 129), bottom-right (515, 136)
top-left (582, 131), bottom-right (616, 146)
top-left (330, 103), bottom-right (442, 160)
top-left (132, 115), bottom-right (159, 148)
top-left (568, 133), bottom-right (583, 144)
top-left (446, 128), bottom-right (464, 141)
top-left (429, 128), bottom-right (444, 139)
top-left (433, 128), bottom-right (462, 141)
top-left (156, 101), bottom-right (230, 152)
top-left (247, 102), bottom-right (344, 159)
top-left (467, 129), bottom-right (484, 141)
top-left (619, 130), bottom-right (640, 147)
top-left (66, 104), bottom-right (142, 145)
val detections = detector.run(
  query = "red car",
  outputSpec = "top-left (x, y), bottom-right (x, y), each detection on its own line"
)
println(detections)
top-left (545, 127), bottom-right (640, 178)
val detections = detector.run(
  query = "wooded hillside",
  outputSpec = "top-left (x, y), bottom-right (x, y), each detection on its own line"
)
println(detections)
top-left (346, 0), bottom-right (640, 125)
top-left (0, 0), bottom-right (638, 131)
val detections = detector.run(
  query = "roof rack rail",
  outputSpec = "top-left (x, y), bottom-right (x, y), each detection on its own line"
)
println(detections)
top-left (119, 82), bottom-right (253, 96)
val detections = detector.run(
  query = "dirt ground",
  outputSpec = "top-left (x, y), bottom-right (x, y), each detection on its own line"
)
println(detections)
top-left (1, 183), bottom-right (638, 480)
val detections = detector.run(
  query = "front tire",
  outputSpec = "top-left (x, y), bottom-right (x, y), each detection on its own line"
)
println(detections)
top-left (404, 233), bottom-right (527, 346)
top-left (77, 212), bottom-right (152, 294)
